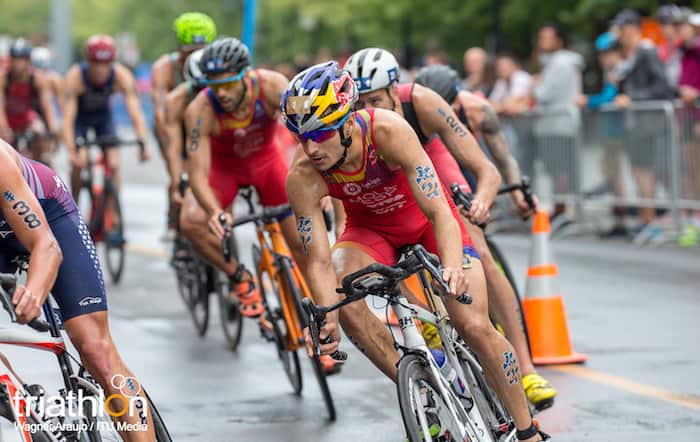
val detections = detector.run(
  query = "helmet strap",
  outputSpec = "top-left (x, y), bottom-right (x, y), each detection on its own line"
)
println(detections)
top-left (386, 89), bottom-right (397, 112)
top-left (326, 122), bottom-right (353, 171)
top-left (232, 76), bottom-right (248, 111)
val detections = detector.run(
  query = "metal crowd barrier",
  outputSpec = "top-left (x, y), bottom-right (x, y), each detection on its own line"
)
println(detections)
top-left (499, 101), bottom-right (700, 239)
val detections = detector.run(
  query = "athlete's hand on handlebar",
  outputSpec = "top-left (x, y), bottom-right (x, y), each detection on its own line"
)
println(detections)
top-left (303, 313), bottom-right (341, 358)
top-left (137, 140), bottom-right (151, 163)
top-left (441, 266), bottom-right (470, 299)
top-left (459, 196), bottom-right (490, 226)
top-left (511, 190), bottom-right (539, 219)
top-left (209, 211), bottom-right (232, 240)
top-left (12, 285), bottom-right (42, 325)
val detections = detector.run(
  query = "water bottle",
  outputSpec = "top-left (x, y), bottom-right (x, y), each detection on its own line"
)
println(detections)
top-left (430, 349), bottom-right (466, 395)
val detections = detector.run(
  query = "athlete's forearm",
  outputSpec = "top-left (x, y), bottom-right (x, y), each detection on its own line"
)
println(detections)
top-left (472, 160), bottom-right (501, 207)
top-left (480, 104), bottom-right (522, 184)
top-left (432, 209), bottom-right (465, 272)
top-left (188, 167), bottom-right (221, 217)
top-left (164, 123), bottom-right (184, 186)
top-left (25, 236), bottom-right (62, 304)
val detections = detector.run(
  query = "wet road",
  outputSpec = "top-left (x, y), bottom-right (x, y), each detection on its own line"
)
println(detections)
top-left (1, 147), bottom-right (699, 441)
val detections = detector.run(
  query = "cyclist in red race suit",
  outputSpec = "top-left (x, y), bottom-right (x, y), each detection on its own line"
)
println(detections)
top-left (0, 39), bottom-right (58, 166)
top-left (345, 49), bottom-right (556, 410)
top-left (283, 61), bottom-right (548, 442)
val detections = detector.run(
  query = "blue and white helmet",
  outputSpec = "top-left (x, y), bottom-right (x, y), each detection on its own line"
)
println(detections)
top-left (183, 48), bottom-right (206, 86)
top-left (343, 48), bottom-right (399, 93)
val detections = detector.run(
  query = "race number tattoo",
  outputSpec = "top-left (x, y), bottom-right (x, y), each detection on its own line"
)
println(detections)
top-left (3, 192), bottom-right (42, 229)
top-left (502, 351), bottom-right (520, 385)
top-left (415, 165), bottom-right (441, 199)
top-left (189, 118), bottom-right (202, 152)
top-left (437, 108), bottom-right (468, 138)
top-left (297, 216), bottom-right (312, 253)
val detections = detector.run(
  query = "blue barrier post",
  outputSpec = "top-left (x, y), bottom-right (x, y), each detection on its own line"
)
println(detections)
top-left (242, 0), bottom-right (258, 61)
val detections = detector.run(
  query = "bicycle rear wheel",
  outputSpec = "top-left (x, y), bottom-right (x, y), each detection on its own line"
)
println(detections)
top-left (279, 259), bottom-right (336, 420)
top-left (103, 181), bottom-right (125, 285)
top-left (397, 353), bottom-right (478, 442)
top-left (254, 245), bottom-right (302, 394)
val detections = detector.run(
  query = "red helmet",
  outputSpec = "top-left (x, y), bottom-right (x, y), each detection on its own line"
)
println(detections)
top-left (85, 35), bottom-right (116, 62)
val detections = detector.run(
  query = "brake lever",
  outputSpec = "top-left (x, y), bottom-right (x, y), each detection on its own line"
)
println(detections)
top-left (0, 276), bottom-right (50, 331)
top-left (219, 213), bottom-right (231, 262)
top-left (301, 299), bottom-right (347, 363)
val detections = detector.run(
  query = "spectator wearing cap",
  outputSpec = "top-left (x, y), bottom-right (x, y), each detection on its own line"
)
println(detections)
top-left (676, 12), bottom-right (700, 246)
top-left (532, 23), bottom-right (584, 220)
top-left (579, 32), bottom-right (628, 236)
top-left (657, 4), bottom-right (685, 87)
top-left (613, 9), bottom-right (675, 231)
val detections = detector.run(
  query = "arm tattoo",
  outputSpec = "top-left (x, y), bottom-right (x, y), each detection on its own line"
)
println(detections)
top-left (189, 118), bottom-right (202, 152)
top-left (297, 216), bottom-right (312, 253)
top-left (479, 104), bottom-right (501, 134)
top-left (415, 165), bottom-right (441, 199)
top-left (3, 191), bottom-right (42, 229)
top-left (479, 105), bottom-right (522, 184)
top-left (437, 108), bottom-right (468, 138)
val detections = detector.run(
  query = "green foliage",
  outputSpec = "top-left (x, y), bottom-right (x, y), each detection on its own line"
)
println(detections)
top-left (1, 0), bottom-right (698, 67)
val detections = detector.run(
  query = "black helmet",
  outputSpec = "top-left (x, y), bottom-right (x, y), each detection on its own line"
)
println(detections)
top-left (415, 64), bottom-right (460, 105)
top-left (10, 38), bottom-right (33, 58)
top-left (199, 37), bottom-right (250, 76)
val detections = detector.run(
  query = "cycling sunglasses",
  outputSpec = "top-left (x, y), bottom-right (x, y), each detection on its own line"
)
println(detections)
top-left (294, 112), bottom-right (352, 143)
top-left (206, 69), bottom-right (247, 92)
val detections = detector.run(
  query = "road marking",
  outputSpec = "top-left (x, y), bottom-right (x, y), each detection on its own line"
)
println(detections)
top-left (125, 243), bottom-right (168, 259)
top-left (125, 242), bottom-right (700, 412)
top-left (552, 365), bottom-right (700, 411)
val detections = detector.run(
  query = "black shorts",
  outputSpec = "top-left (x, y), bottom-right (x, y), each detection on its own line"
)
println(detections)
top-left (0, 212), bottom-right (107, 322)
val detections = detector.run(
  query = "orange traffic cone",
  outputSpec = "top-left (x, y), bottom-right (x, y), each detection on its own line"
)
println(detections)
top-left (523, 211), bottom-right (587, 365)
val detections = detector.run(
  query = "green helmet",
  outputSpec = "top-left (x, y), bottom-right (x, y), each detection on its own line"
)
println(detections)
top-left (173, 12), bottom-right (217, 47)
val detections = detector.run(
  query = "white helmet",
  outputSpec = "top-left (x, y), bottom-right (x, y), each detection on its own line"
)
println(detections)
top-left (31, 46), bottom-right (52, 70)
top-left (183, 48), bottom-right (206, 86)
top-left (343, 47), bottom-right (399, 93)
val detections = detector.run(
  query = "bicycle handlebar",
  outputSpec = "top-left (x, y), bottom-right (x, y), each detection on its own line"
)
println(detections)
top-left (451, 177), bottom-right (536, 224)
top-left (0, 274), bottom-right (50, 333)
top-left (302, 245), bottom-right (472, 361)
top-left (230, 204), bottom-right (292, 228)
top-left (75, 135), bottom-right (144, 151)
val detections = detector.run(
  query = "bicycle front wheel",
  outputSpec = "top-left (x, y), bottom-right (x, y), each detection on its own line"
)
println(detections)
top-left (397, 353), bottom-right (478, 442)
top-left (279, 259), bottom-right (336, 420)
top-left (103, 181), bottom-right (125, 285)
top-left (255, 245), bottom-right (302, 394)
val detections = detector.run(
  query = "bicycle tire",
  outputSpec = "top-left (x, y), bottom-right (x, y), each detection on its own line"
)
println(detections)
top-left (217, 270), bottom-right (243, 351)
top-left (82, 386), bottom-right (172, 442)
top-left (454, 342), bottom-right (514, 441)
top-left (253, 245), bottom-right (302, 395)
top-left (279, 259), bottom-right (336, 420)
top-left (397, 353), bottom-right (478, 442)
top-left (486, 237), bottom-right (532, 353)
top-left (103, 181), bottom-right (125, 285)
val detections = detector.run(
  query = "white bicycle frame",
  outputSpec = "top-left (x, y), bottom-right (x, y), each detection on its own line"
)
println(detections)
top-left (391, 290), bottom-right (496, 442)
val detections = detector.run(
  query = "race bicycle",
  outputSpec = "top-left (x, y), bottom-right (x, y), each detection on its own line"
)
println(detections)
top-left (0, 261), bottom-right (171, 441)
top-left (231, 187), bottom-right (344, 421)
top-left (76, 134), bottom-right (144, 285)
top-left (304, 244), bottom-right (517, 442)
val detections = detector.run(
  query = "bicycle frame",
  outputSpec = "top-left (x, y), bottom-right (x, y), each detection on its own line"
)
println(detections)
top-left (254, 219), bottom-right (307, 352)
top-left (389, 275), bottom-right (493, 441)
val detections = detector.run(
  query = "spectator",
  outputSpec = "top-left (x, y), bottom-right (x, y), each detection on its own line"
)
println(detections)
top-left (579, 32), bottom-right (628, 236)
top-left (463, 47), bottom-right (494, 96)
top-left (613, 9), bottom-right (675, 233)
top-left (532, 23), bottom-right (584, 220)
top-left (656, 4), bottom-right (685, 88)
top-left (489, 53), bottom-right (532, 116)
top-left (676, 12), bottom-right (700, 246)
